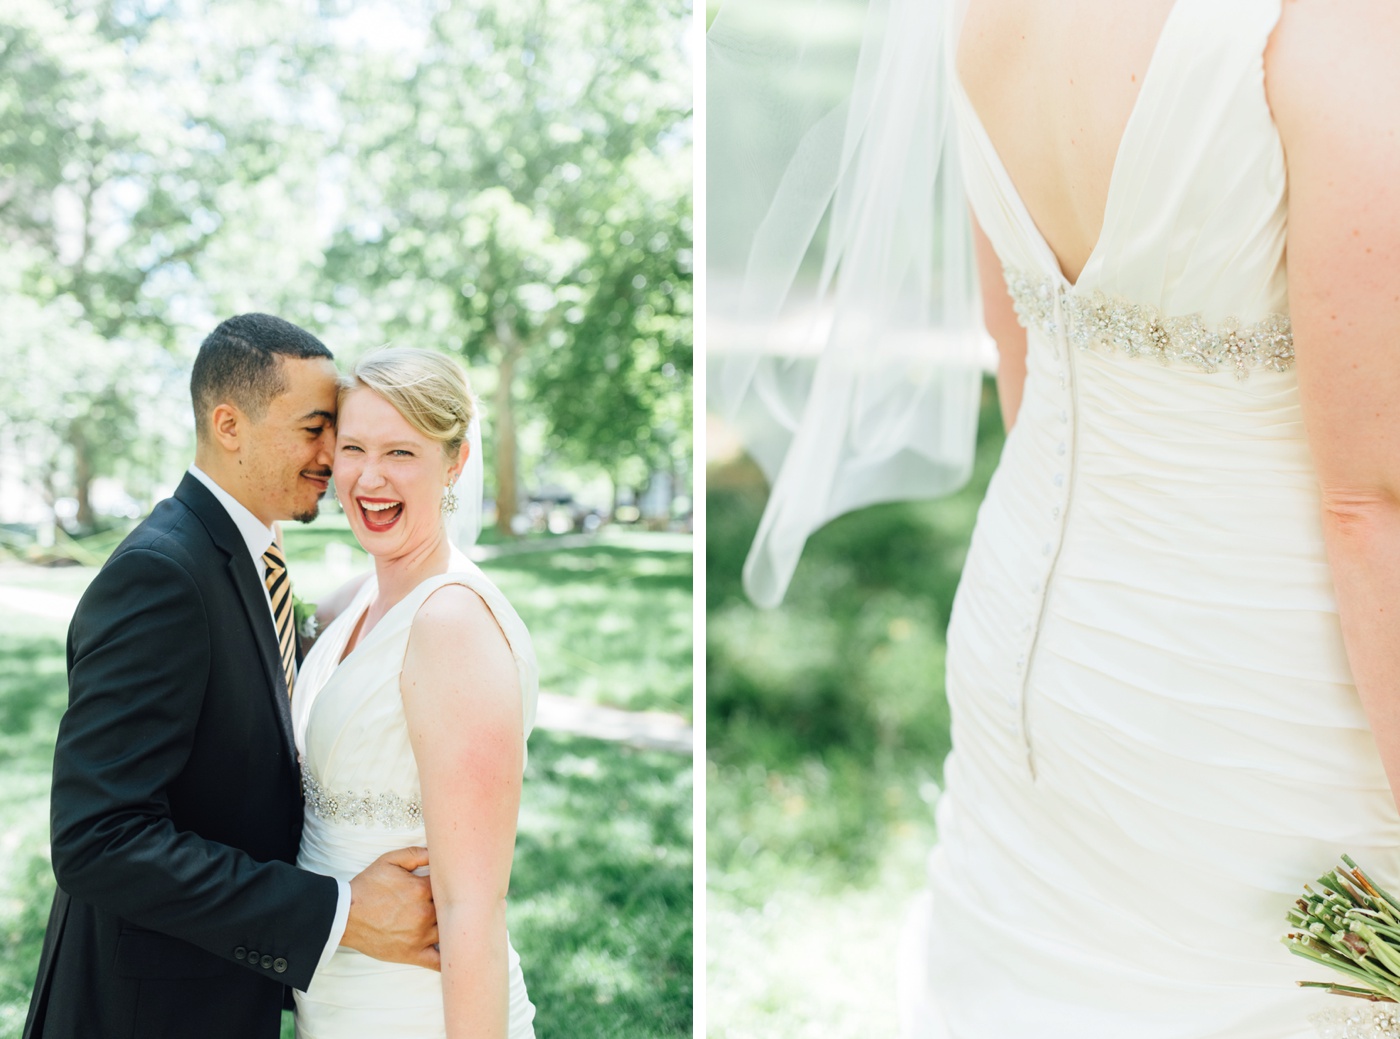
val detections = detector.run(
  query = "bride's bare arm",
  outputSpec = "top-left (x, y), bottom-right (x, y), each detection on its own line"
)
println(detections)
top-left (401, 584), bottom-right (524, 1039)
top-left (1268, 3), bottom-right (1400, 803)
top-left (972, 213), bottom-right (1028, 431)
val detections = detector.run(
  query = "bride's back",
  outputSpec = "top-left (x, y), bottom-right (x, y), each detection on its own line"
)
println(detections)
top-left (956, 0), bottom-right (1186, 284)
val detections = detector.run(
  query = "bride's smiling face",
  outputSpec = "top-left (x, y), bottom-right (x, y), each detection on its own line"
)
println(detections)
top-left (333, 387), bottom-right (459, 558)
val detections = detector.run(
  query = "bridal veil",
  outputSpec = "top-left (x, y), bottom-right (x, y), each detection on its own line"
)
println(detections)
top-left (707, 0), bottom-right (990, 607)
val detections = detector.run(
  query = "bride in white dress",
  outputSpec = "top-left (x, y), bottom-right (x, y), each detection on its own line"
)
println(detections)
top-left (905, 4), bottom-right (1400, 1036)
top-left (713, 0), bottom-right (1400, 1036)
top-left (291, 348), bottom-right (537, 1038)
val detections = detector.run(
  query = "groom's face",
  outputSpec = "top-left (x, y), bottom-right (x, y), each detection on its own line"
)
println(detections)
top-left (242, 356), bottom-right (339, 524)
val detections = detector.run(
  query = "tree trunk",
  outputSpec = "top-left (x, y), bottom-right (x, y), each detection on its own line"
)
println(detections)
top-left (70, 426), bottom-right (96, 530)
top-left (493, 328), bottom-right (522, 539)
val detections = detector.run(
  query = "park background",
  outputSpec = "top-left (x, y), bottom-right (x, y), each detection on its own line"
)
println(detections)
top-left (708, 393), bottom-right (1001, 1039)
top-left (0, 1), bottom-right (693, 1037)
top-left (704, 0), bottom-right (1002, 1034)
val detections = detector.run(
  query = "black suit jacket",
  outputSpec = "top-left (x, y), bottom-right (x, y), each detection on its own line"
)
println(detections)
top-left (23, 473), bottom-right (339, 1039)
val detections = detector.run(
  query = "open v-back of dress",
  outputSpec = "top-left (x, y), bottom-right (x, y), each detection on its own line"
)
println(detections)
top-left (901, 2), bottom-right (1400, 1037)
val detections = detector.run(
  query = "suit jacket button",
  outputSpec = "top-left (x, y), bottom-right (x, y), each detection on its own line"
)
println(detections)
top-left (246, 950), bottom-right (259, 965)
top-left (234, 947), bottom-right (247, 961)
top-left (260, 954), bottom-right (273, 969)
top-left (273, 957), bottom-right (288, 974)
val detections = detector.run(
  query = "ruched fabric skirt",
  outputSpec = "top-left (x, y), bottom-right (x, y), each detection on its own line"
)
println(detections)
top-left (295, 815), bottom-right (536, 1039)
top-left (901, 339), bottom-right (1400, 1039)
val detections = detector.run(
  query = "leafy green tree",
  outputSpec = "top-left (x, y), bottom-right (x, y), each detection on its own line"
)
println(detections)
top-left (0, 0), bottom-right (334, 525)
top-left (0, 0), bottom-right (691, 535)
top-left (320, 0), bottom-right (692, 534)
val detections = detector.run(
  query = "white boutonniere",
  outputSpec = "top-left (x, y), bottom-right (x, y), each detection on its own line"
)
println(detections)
top-left (293, 595), bottom-right (320, 641)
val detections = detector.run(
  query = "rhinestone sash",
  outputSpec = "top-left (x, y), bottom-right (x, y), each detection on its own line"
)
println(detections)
top-left (1004, 268), bottom-right (1294, 378)
top-left (1309, 1004), bottom-right (1400, 1039)
top-left (301, 763), bottom-right (423, 830)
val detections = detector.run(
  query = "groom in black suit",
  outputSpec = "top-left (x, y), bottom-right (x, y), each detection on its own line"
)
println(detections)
top-left (24, 315), bottom-right (440, 1039)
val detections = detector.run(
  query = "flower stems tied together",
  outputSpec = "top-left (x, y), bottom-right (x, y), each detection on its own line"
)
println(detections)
top-left (1285, 855), bottom-right (1400, 1004)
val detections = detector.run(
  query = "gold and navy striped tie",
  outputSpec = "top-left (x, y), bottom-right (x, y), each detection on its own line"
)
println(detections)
top-left (262, 544), bottom-right (296, 698)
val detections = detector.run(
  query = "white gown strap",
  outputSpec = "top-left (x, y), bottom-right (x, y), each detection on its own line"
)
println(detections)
top-left (1085, 0), bottom-right (1286, 308)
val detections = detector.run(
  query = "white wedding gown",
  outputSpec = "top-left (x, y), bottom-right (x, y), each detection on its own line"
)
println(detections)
top-left (901, 2), bottom-right (1400, 1037)
top-left (291, 548), bottom-right (538, 1039)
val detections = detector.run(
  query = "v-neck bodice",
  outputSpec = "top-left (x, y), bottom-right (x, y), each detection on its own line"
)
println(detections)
top-left (291, 549), bottom-right (539, 808)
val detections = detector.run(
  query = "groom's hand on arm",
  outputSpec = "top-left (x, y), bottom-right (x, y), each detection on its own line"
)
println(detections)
top-left (341, 846), bottom-right (441, 971)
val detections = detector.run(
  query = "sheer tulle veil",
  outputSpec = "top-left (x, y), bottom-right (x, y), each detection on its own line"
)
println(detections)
top-left (447, 414), bottom-right (485, 552)
top-left (707, 0), bottom-right (991, 607)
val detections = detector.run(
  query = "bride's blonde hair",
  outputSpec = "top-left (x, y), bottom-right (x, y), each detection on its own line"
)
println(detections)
top-left (340, 348), bottom-right (476, 457)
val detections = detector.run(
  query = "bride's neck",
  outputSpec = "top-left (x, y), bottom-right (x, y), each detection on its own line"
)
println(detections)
top-left (370, 531), bottom-right (452, 612)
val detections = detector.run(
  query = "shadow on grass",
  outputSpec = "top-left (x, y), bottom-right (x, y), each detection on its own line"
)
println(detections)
top-left (490, 548), bottom-right (692, 718)
top-left (513, 731), bottom-right (692, 1039)
top-left (0, 631), bottom-right (67, 758)
top-left (487, 545), bottom-right (691, 590)
top-left (0, 854), bottom-right (55, 1039)
top-left (0, 622), bottom-right (69, 1039)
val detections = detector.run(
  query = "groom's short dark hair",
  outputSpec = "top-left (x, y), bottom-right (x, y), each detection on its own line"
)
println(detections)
top-left (191, 314), bottom-right (334, 441)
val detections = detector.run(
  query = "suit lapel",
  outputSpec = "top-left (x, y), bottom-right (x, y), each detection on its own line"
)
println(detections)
top-left (176, 475), bottom-right (299, 766)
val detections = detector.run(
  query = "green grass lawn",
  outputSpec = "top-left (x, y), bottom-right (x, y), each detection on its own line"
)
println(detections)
top-left (706, 379), bottom-right (1004, 1038)
top-left (0, 535), bottom-right (692, 1039)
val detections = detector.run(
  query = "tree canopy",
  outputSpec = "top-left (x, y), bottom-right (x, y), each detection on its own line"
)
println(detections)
top-left (0, 0), bottom-right (692, 534)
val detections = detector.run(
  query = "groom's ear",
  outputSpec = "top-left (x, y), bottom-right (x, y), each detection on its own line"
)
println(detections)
top-left (210, 402), bottom-right (245, 453)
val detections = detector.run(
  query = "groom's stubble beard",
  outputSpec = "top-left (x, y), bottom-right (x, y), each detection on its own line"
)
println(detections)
top-left (291, 470), bottom-right (334, 524)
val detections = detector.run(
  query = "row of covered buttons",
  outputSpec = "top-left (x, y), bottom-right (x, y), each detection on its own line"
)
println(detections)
top-left (1014, 385), bottom-right (1071, 678)
top-left (234, 945), bottom-right (288, 973)
top-left (1006, 367), bottom-right (1073, 745)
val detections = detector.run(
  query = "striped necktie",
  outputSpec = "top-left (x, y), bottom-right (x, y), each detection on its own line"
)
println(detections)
top-left (262, 544), bottom-right (296, 698)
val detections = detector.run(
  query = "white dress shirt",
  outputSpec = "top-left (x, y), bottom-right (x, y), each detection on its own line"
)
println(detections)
top-left (187, 466), bottom-right (351, 990)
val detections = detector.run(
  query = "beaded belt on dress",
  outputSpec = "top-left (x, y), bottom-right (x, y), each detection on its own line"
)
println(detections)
top-left (301, 762), bottom-right (423, 829)
top-left (1004, 268), bottom-right (1294, 378)
top-left (1310, 1003), bottom-right (1400, 1039)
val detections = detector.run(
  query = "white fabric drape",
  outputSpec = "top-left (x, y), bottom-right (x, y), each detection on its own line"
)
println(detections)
top-left (707, 0), bottom-right (992, 608)
top-left (448, 414), bottom-right (485, 551)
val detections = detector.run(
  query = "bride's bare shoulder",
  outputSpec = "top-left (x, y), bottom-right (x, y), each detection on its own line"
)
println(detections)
top-left (1266, 0), bottom-right (1400, 135)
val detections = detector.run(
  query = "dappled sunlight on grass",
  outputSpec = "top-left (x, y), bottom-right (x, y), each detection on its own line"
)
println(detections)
top-left (0, 609), bottom-right (67, 1039)
top-left (560, 946), bottom-right (643, 1006)
top-left (489, 547), bottom-right (692, 717)
top-left (706, 381), bottom-right (1004, 1034)
top-left (514, 731), bottom-right (691, 1038)
top-left (0, 854), bottom-right (55, 1039)
top-left (708, 830), bottom-right (932, 1039)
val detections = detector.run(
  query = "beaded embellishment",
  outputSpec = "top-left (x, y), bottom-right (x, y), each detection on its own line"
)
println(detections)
top-left (301, 764), bottom-right (423, 830)
top-left (1309, 1003), bottom-right (1400, 1039)
top-left (1004, 268), bottom-right (1294, 378)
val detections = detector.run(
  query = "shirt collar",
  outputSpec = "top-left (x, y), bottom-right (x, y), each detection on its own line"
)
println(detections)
top-left (187, 465), bottom-right (276, 567)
